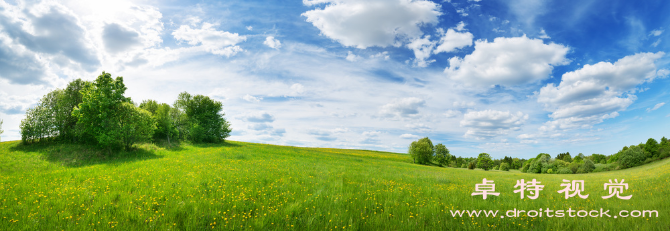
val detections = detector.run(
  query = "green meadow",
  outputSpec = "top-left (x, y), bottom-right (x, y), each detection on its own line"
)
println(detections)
top-left (0, 140), bottom-right (668, 230)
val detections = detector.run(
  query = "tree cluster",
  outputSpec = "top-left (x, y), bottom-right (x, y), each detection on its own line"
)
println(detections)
top-left (20, 72), bottom-right (232, 151)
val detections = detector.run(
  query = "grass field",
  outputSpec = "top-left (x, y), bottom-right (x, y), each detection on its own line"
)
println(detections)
top-left (0, 140), bottom-right (668, 230)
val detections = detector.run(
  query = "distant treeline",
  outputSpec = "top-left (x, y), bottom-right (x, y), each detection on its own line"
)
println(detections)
top-left (409, 136), bottom-right (670, 174)
top-left (19, 72), bottom-right (231, 150)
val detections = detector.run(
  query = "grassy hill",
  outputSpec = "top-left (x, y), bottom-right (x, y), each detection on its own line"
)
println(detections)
top-left (0, 140), bottom-right (668, 230)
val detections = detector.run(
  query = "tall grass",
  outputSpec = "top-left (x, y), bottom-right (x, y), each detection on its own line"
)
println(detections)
top-left (0, 140), bottom-right (667, 230)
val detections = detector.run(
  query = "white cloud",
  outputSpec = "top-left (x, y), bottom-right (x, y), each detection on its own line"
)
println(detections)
top-left (455, 21), bottom-right (466, 31)
top-left (407, 35), bottom-right (436, 67)
top-left (243, 94), bottom-right (262, 102)
top-left (405, 123), bottom-right (431, 133)
top-left (460, 110), bottom-right (528, 140)
top-left (647, 102), bottom-right (665, 112)
top-left (650, 29), bottom-right (664, 36)
top-left (246, 26), bottom-right (253, 31)
top-left (290, 83), bottom-right (304, 95)
top-left (453, 101), bottom-right (476, 108)
top-left (370, 51), bottom-right (390, 60)
top-left (246, 112), bottom-right (275, 123)
top-left (445, 36), bottom-right (570, 87)
top-left (400, 133), bottom-right (420, 139)
top-left (346, 51), bottom-right (360, 62)
top-left (537, 52), bottom-right (665, 131)
top-left (538, 29), bottom-right (550, 39)
top-left (444, 109), bottom-right (462, 118)
top-left (380, 97), bottom-right (425, 118)
top-left (172, 22), bottom-right (246, 57)
top-left (434, 29), bottom-right (473, 54)
top-left (302, 0), bottom-right (441, 49)
top-left (263, 36), bottom-right (281, 49)
top-left (651, 39), bottom-right (661, 47)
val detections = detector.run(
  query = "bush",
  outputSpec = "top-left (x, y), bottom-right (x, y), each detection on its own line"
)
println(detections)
top-left (557, 168), bottom-right (573, 174)
top-left (499, 162), bottom-right (510, 171)
top-left (468, 161), bottom-right (476, 170)
top-left (578, 159), bottom-right (595, 173)
top-left (568, 161), bottom-right (581, 174)
top-left (521, 163), bottom-right (530, 173)
top-left (619, 145), bottom-right (646, 169)
top-left (493, 165), bottom-right (499, 170)
top-left (547, 169), bottom-right (554, 174)
top-left (593, 163), bottom-right (617, 172)
top-left (409, 137), bottom-right (434, 165)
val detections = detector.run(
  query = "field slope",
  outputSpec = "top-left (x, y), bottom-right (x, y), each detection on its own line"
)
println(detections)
top-left (0, 140), bottom-right (668, 230)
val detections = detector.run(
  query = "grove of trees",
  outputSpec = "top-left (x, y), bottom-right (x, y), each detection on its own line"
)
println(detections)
top-left (20, 72), bottom-right (232, 151)
top-left (408, 136), bottom-right (670, 174)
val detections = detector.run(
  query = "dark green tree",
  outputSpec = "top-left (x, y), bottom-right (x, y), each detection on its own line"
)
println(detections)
top-left (619, 145), bottom-right (646, 169)
top-left (645, 138), bottom-right (659, 158)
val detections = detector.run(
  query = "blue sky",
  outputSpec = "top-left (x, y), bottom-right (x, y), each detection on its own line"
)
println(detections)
top-left (0, 0), bottom-right (669, 158)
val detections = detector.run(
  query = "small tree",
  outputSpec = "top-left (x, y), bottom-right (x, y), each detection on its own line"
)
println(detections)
top-left (434, 143), bottom-right (450, 167)
top-left (409, 137), bottom-right (434, 165)
top-left (578, 159), bottom-right (595, 173)
top-left (117, 102), bottom-right (156, 150)
top-left (645, 138), bottom-right (659, 158)
top-left (476, 153), bottom-right (494, 171)
top-left (499, 162), bottom-right (510, 171)
top-left (467, 161), bottom-right (476, 170)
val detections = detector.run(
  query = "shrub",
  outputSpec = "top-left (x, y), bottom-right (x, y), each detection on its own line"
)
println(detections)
top-left (547, 169), bottom-right (554, 174)
top-left (493, 165), bottom-right (499, 170)
top-left (409, 137), bottom-right (434, 165)
top-left (578, 159), bottom-right (595, 173)
top-left (499, 162), bottom-right (510, 171)
top-left (521, 163), bottom-right (530, 173)
top-left (557, 168), bottom-right (573, 174)
top-left (618, 145), bottom-right (646, 169)
top-left (568, 161), bottom-right (582, 174)
top-left (468, 161), bottom-right (476, 170)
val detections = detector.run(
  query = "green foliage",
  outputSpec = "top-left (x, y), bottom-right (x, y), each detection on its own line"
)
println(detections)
top-left (568, 161), bottom-right (582, 174)
top-left (547, 168), bottom-right (553, 174)
top-left (174, 92), bottom-right (231, 143)
top-left (433, 143), bottom-right (450, 167)
top-left (619, 145), bottom-right (646, 169)
top-left (578, 159), bottom-right (595, 173)
top-left (573, 153), bottom-right (585, 163)
top-left (645, 138), bottom-right (659, 158)
top-left (141, 100), bottom-right (180, 142)
top-left (467, 161), bottom-right (476, 170)
top-left (72, 72), bottom-right (147, 150)
top-left (528, 154), bottom-right (550, 174)
top-left (408, 137), bottom-right (434, 165)
top-left (476, 153), bottom-right (494, 171)
top-left (499, 162), bottom-right (510, 171)
top-left (590, 154), bottom-right (607, 164)
top-left (521, 163), bottom-right (530, 173)
top-left (557, 167), bottom-right (573, 174)
top-left (556, 152), bottom-right (572, 162)
top-left (511, 159), bottom-right (522, 169)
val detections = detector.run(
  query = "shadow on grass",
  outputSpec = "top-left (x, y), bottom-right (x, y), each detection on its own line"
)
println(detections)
top-left (189, 141), bottom-right (242, 149)
top-left (9, 141), bottom-right (164, 168)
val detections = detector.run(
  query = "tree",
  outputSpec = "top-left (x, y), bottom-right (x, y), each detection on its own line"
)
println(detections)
top-left (72, 72), bottom-right (155, 150)
top-left (476, 153), bottom-right (494, 171)
top-left (174, 92), bottom-right (231, 143)
top-left (57, 79), bottom-right (93, 142)
top-left (573, 153), bottom-right (585, 163)
top-left (619, 145), bottom-right (646, 169)
top-left (140, 100), bottom-right (180, 143)
top-left (578, 159), bottom-right (595, 173)
top-left (512, 158), bottom-right (522, 170)
top-left (499, 162), bottom-right (510, 171)
top-left (556, 152), bottom-right (572, 162)
top-left (645, 138), bottom-right (659, 158)
top-left (434, 143), bottom-right (451, 167)
top-left (409, 137), bottom-right (434, 165)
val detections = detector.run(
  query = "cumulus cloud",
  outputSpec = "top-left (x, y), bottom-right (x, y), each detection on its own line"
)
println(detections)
top-left (0, 93), bottom-right (39, 114)
top-left (444, 36), bottom-right (570, 87)
top-left (407, 36), bottom-right (435, 67)
top-left (646, 102), bottom-right (665, 112)
top-left (379, 97), bottom-right (425, 118)
top-left (405, 123), bottom-right (431, 133)
top-left (537, 52), bottom-right (665, 131)
top-left (172, 22), bottom-right (246, 57)
top-left (246, 112), bottom-right (275, 123)
top-left (102, 23), bottom-right (142, 53)
top-left (460, 110), bottom-right (528, 140)
top-left (538, 29), bottom-right (550, 39)
top-left (302, 0), bottom-right (441, 49)
top-left (434, 29), bottom-right (473, 54)
top-left (0, 0), bottom-right (100, 81)
top-left (444, 110), bottom-right (462, 118)
top-left (263, 36), bottom-right (281, 49)
top-left (346, 51), bottom-right (360, 62)
top-left (309, 128), bottom-right (348, 142)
